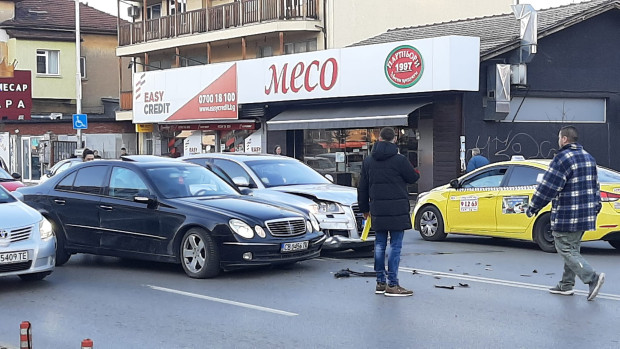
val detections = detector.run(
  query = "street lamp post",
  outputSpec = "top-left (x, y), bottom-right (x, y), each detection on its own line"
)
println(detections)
top-left (75, 0), bottom-right (82, 147)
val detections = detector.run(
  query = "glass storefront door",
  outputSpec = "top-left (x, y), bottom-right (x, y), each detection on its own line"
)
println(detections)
top-left (21, 136), bottom-right (43, 181)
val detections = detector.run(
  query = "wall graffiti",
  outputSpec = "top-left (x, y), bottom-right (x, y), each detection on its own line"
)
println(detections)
top-left (471, 131), bottom-right (558, 162)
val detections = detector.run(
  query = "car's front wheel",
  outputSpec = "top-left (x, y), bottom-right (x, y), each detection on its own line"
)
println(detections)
top-left (416, 205), bottom-right (447, 241)
top-left (533, 213), bottom-right (556, 253)
top-left (180, 228), bottom-right (220, 278)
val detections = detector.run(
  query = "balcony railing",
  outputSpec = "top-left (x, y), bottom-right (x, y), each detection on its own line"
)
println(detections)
top-left (119, 0), bottom-right (319, 46)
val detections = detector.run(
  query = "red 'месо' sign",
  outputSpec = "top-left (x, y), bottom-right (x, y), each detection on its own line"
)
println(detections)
top-left (384, 45), bottom-right (424, 88)
top-left (0, 70), bottom-right (32, 120)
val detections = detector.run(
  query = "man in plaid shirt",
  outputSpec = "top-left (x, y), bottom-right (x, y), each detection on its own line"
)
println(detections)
top-left (526, 126), bottom-right (605, 301)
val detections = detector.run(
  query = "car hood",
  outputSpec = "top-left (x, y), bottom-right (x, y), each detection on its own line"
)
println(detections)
top-left (270, 184), bottom-right (357, 205)
top-left (0, 201), bottom-right (41, 229)
top-left (177, 196), bottom-right (306, 223)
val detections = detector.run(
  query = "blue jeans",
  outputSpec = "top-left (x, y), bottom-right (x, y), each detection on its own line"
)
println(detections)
top-left (553, 231), bottom-right (597, 290)
top-left (374, 230), bottom-right (404, 286)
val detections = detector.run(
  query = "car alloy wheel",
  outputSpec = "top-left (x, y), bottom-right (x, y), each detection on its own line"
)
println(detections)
top-left (420, 211), bottom-right (438, 237)
top-left (180, 228), bottom-right (220, 278)
top-left (416, 206), bottom-right (447, 241)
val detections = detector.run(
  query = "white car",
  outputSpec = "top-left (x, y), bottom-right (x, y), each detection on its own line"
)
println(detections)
top-left (0, 186), bottom-right (55, 281)
top-left (182, 153), bottom-right (373, 251)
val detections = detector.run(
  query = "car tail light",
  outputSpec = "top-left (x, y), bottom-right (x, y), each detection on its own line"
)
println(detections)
top-left (600, 191), bottom-right (620, 202)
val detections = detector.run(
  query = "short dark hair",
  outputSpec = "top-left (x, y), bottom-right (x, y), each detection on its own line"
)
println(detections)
top-left (121, 147), bottom-right (126, 151)
top-left (82, 149), bottom-right (94, 159)
top-left (560, 125), bottom-right (578, 143)
top-left (379, 127), bottom-right (395, 142)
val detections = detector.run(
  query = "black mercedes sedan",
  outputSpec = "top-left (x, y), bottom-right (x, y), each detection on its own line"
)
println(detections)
top-left (15, 160), bottom-right (325, 278)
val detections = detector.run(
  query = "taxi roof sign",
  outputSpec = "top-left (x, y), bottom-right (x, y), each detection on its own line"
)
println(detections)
top-left (511, 155), bottom-right (525, 161)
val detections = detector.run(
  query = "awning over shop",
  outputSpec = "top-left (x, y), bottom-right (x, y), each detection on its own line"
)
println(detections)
top-left (267, 101), bottom-right (432, 131)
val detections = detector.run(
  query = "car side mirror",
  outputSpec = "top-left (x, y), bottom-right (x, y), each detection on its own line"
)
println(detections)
top-left (44, 170), bottom-right (52, 176)
top-left (449, 179), bottom-right (460, 189)
top-left (325, 174), bottom-right (334, 183)
top-left (239, 188), bottom-right (253, 195)
top-left (232, 177), bottom-right (250, 188)
top-left (11, 172), bottom-right (21, 180)
top-left (134, 194), bottom-right (158, 208)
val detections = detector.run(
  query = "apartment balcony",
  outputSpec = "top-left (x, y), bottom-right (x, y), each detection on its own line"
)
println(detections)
top-left (118, 0), bottom-right (320, 56)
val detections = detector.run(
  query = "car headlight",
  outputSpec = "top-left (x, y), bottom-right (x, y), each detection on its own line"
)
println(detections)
top-left (229, 219), bottom-right (254, 239)
top-left (39, 218), bottom-right (53, 240)
top-left (255, 225), bottom-right (266, 238)
top-left (306, 220), bottom-right (313, 233)
top-left (308, 203), bottom-right (319, 215)
top-left (310, 214), bottom-right (321, 231)
top-left (317, 202), bottom-right (343, 213)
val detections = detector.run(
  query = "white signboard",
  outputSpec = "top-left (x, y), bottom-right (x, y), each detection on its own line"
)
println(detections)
top-left (133, 36), bottom-right (480, 123)
top-left (244, 132), bottom-right (262, 153)
top-left (183, 131), bottom-right (203, 155)
top-left (460, 196), bottom-right (479, 212)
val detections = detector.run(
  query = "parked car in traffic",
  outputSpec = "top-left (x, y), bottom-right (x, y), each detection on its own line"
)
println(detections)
top-left (0, 185), bottom-right (55, 281)
top-left (16, 160), bottom-right (324, 278)
top-left (39, 157), bottom-right (82, 184)
top-left (413, 158), bottom-right (620, 252)
top-left (182, 153), bottom-right (373, 251)
top-left (0, 167), bottom-right (24, 191)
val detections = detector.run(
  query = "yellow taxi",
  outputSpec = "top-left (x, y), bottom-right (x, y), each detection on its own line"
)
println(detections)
top-left (413, 157), bottom-right (620, 252)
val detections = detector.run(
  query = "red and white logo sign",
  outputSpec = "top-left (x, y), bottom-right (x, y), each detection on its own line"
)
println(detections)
top-left (384, 45), bottom-right (424, 88)
top-left (0, 70), bottom-right (32, 120)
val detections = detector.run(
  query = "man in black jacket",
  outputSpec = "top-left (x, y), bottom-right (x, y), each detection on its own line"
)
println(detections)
top-left (358, 127), bottom-right (420, 296)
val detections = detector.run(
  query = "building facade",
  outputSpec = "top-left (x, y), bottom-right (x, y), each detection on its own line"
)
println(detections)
top-left (0, 0), bottom-right (135, 180)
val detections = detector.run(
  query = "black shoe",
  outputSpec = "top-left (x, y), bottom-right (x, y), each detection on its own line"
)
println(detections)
top-left (549, 285), bottom-right (574, 296)
top-left (587, 273), bottom-right (605, 301)
top-left (375, 282), bottom-right (387, 294)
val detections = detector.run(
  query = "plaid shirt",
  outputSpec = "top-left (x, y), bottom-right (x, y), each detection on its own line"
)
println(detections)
top-left (530, 143), bottom-right (601, 232)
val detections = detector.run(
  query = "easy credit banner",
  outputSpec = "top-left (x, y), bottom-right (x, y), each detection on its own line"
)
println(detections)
top-left (133, 36), bottom-right (479, 123)
top-left (133, 63), bottom-right (237, 124)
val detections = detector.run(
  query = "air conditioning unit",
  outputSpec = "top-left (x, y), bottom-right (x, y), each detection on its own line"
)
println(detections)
top-left (127, 6), bottom-right (141, 19)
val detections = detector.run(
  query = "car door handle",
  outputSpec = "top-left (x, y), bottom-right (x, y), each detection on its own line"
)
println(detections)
top-left (480, 195), bottom-right (494, 198)
top-left (53, 199), bottom-right (66, 205)
top-left (99, 205), bottom-right (113, 211)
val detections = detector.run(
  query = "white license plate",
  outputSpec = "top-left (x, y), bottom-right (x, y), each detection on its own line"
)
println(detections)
top-left (0, 250), bottom-right (28, 264)
top-left (281, 241), bottom-right (309, 253)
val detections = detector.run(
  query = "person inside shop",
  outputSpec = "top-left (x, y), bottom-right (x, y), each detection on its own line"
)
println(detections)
top-left (93, 150), bottom-right (102, 159)
top-left (119, 147), bottom-right (128, 158)
top-left (273, 145), bottom-right (283, 155)
top-left (82, 149), bottom-right (95, 162)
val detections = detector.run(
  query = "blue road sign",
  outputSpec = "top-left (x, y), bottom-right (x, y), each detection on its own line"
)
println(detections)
top-left (73, 114), bottom-right (88, 130)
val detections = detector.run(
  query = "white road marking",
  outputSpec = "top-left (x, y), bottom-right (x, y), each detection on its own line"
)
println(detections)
top-left (365, 265), bottom-right (620, 301)
top-left (146, 285), bottom-right (299, 316)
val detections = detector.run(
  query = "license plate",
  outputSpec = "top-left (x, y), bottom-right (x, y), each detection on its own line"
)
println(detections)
top-left (281, 241), bottom-right (309, 253)
top-left (0, 250), bottom-right (28, 264)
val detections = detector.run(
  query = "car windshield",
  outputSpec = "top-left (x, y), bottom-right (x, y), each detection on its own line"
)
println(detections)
top-left (598, 166), bottom-right (620, 183)
top-left (0, 168), bottom-right (12, 180)
top-left (245, 159), bottom-right (331, 187)
top-left (0, 186), bottom-right (16, 203)
top-left (146, 165), bottom-right (240, 199)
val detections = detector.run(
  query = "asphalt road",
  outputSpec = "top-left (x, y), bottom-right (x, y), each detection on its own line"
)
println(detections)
top-left (1, 232), bottom-right (619, 348)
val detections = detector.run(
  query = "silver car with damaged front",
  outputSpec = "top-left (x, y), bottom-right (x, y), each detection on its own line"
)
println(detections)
top-left (182, 153), bottom-right (373, 251)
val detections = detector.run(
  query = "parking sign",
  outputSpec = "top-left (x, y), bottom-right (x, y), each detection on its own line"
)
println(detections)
top-left (73, 114), bottom-right (88, 129)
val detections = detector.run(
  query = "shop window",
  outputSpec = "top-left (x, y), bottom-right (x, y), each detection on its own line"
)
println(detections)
top-left (284, 40), bottom-right (317, 55)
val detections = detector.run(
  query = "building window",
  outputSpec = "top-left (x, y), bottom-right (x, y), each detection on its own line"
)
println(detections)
top-left (36, 50), bottom-right (59, 75)
top-left (257, 46), bottom-right (273, 58)
top-left (169, 0), bottom-right (186, 15)
top-left (284, 40), bottom-right (317, 55)
top-left (146, 4), bottom-right (161, 19)
top-left (80, 56), bottom-right (86, 79)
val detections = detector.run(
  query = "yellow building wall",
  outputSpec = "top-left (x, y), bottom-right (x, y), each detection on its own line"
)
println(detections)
top-left (9, 39), bottom-right (76, 99)
top-left (81, 33), bottom-right (127, 113)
